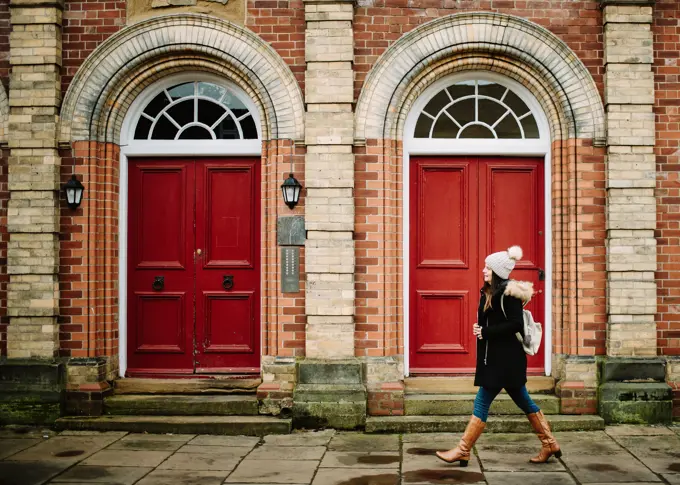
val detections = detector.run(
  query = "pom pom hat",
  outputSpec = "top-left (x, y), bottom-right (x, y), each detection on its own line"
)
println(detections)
top-left (485, 246), bottom-right (523, 280)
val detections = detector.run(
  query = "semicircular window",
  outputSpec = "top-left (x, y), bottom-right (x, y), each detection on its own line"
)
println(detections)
top-left (134, 82), bottom-right (259, 140)
top-left (414, 80), bottom-right (540, 140)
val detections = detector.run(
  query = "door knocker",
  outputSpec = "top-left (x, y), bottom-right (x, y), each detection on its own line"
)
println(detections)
top-left (222, 275), bottom-right (234, 291)
top-left (152, 276), bottom-right (164, 291)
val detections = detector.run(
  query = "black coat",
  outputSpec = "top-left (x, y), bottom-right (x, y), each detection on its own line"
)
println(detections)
top-left (473, 282), bottom-right (527, 390)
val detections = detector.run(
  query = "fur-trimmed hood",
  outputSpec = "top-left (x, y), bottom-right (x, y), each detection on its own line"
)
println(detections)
top-left (503, 280), bottom-right (534, 303)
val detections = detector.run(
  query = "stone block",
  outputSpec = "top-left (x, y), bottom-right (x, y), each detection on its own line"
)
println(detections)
top-left (606, 187), bottom-right (656, 231)
top-left (607, 321), bottom-right (657, 357)
top-left (305, 319), bottom-right (354, 359)
top-left (7, 233), bottom-right (59, 274)
top-left (605, 105), bottom-right (655, 146)
top-left (305, 273), bottom-right (354, 316)
top-left (604, 23), bottom-right (653, 64)
top-left (603, 4), bottom-right (653, 24)
top-left (297, 359), bottom-right (363, 385)
top-left (365, 356), bottom-right (404, 386)
top-left (305, 107), bottom-right (353, 145)
top-left (0, 359), bottom-right (64, 425)
top-left (305, 187), bottom-right (353, 231)
top-left (607, 279), bottom-right (656, 314)
top-left (305, 24), bottom-right (353, 62)
top-left (606, 148), bottom-right (655, 188)
top-left (604, 69), bottom-right (654, 105)
top-left (304, 2), bottom-right (353, 22)
top-left (305, 62), bottom-right (353, 104)
top-left (305, 236), bottom-right (354, 274)
top-left (601, 357), bottom-right (667, 383)
top-left (305, 145), bottom-right (354, 188)
top-left (599, 382), bottom-right (672, 424)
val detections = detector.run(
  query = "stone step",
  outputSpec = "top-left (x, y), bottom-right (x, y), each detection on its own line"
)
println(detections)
top-left (404, 376), bottom-right (555, 395)
top-left (365, 414), bottom-right (604, 434)
top-left (55, 415), bottom-right (291, 436)
top-left (105, 394), bottom-right (259, 416)
top-left (405, 394), bottom-right (560, 416)
top-left (114, 377), bottom-right (261, 395)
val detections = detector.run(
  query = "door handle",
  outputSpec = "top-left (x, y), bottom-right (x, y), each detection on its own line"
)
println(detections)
top-left (222, 275), bottom-right (234, 291)
top-left (152, 276), bottom-right (164, 291)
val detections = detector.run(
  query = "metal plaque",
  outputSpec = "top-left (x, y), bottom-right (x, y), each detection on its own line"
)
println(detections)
top-left (281, 247), bottom-right (300, 293)
top-left (277, 216), bottom-right (306, 246)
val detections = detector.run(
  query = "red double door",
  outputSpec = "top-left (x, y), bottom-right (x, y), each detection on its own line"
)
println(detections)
top-left (409, 157), bottom-right (545, 374)
top-left (127, 158), bottom-right (260, 375)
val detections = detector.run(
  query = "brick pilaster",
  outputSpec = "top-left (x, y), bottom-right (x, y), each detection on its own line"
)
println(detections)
top-left (602, 0), bottom-right (657, 357)
top-left (303, 0), bottom-right (355, 359)
top-left (6, 0), bottom-right (62, 358)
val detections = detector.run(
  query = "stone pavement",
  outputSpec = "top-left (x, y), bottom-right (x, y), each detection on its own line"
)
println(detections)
top-left (1, 425), bottom-right (679, 485)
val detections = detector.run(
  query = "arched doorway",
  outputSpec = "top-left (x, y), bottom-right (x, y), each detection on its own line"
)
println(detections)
top-left (403, 72), bottom-right (551, 376)
top-left (120, 73), bottom-right (263, 376)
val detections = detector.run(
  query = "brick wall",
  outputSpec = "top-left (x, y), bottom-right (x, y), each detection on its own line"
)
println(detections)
top-left (353, 0), bottom-right (605, 102)
top-left (246, 0), bottom-right (306, 89)
top-left (654, 0), bottom-right (680, 358)
top-left (0, 0), bottom-right (9, 91)
top-left (0, 148), bottom-right (7, 357)
top-left (62, 0), bottom-right (126, 94)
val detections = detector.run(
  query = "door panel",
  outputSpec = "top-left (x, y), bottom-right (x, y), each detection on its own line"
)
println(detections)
top-left (127, 161), bottom-right (195, 374)
top-left (410, 156), bottom-right (545, 374)
top-left (410, 158), bottom-right (478, 373)
top-left (480, 159), bottom-right (545, 372)
top-left (195, 160), bottom-right (261, 371)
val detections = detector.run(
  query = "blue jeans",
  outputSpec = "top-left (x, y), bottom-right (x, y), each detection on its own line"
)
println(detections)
top-left (473, 386), bottom-right (540, 422)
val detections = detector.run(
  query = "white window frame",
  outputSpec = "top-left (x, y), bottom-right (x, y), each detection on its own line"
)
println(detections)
top-left (403, 71), bottom-right (553, 377)
top-left (118, 73), bottom-right (262, 377)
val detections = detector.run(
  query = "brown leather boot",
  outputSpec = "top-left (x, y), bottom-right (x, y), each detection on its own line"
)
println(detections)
top-left (527, 411), bottom-right (562, 463)
top-left (435, 415), bottom-right (486, 466)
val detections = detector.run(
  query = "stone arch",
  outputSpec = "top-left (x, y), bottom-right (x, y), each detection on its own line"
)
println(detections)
top-left (59, 13), bottom-right (305, 143)
top-left (0, 83), bottom-right (8, 143)
top-left (355, 12), bottom-right (605, 144)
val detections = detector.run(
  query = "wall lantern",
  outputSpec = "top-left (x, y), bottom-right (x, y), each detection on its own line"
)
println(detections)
top-left (64, 174), bottom-right (85, 210)
top-left (281, 173), bottom-right (302, 210)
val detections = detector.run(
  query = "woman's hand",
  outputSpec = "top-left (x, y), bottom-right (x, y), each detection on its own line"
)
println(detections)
top-left (473, 323), bottom-right (483, 340)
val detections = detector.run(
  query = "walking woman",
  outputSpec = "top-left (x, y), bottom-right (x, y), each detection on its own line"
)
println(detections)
top-left (436, 246), bottom-right (561, 466)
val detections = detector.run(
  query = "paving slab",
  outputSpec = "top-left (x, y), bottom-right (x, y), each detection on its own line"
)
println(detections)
top-left (225, 459), bottom-right (318, 483)
top-left (611, 435), bottom-right (680, 475)
top-left (561, 453), bottom-right (661, 483)
top-left (50, 465), bottom-right (152, 484)
top-left (0, 438), bottom-right (40, 460)
top-left (135, 470), bottom-right (229, 485)
top-left (606, 425), bottom-right (676, 437)
top-left (7, 435), bottom-right (122, 465)
top-left (320, 451), bottom-right (400, 469)
top-left (247, 445), bottom-right (326, 460)
top-left (663, 474), bottom-right (680, 485)
top-left (312, 468), bottom-right (399, 485)
top-left (0, 427), bottom-right (56, 440)
top-left (107, 438), bottom-right (185, 451)
top-left (120, 433), bottom-right (195, 442)
top-left (474, 433), bottom-right (564, 471)
top-left (81, 449), bottom-right (172, 468)
top-left (188, 435), bottom-right (259, 447)
top-left (0, 461), bottom-right (67, 485)
top-left (485, 471), bottom-right (577, 485)
top-left (58, 431), bottom-right (128, 438)
top-left (328, 432), bottom-right (400, 452)
top-left (157, 452), bottom-right (240, 472)
top-left (177, 445), bottom-right (254, 455)
top-left (402, 449), bottom-right (483, 476)
top-left (263, 430), bottom-right (334, 447)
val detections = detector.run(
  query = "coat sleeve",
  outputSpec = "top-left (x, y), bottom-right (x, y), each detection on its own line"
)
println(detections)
top-left (481, 295), bottom-right (523, 340)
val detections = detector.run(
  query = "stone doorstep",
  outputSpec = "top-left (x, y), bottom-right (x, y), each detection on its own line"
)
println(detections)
top-left (405, 394), bottom-right (560, 416)
top-left (113, 377), bottom-right (261, 395)
top-left (104, 394), bottom-right (259, 417)
top-left (404, 376), bottom-right (556, 395)
top-left (365, 414), bottom-right (605, 433)
top-left (601, 357), bottom-right (667, 383)
top-left (54, 415), bottom-right (291, 436)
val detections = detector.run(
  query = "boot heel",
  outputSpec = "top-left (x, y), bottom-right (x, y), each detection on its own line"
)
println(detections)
top-left (459, 459), bottom-right (469, 467)
top-left (554, 450), bottom-right (562, 459)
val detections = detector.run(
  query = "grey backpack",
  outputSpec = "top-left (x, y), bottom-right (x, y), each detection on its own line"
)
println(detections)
top-left (500, 294), bottom-right (542, 356)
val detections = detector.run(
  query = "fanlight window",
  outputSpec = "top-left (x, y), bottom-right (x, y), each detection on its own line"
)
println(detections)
top-left (134, 82), bottom-right (259, 140)
top-left (414, 80), bottom-right (540, 139)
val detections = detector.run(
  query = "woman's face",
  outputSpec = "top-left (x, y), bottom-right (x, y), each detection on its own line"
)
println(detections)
top-left (483, 265), bottom-right (492, 283)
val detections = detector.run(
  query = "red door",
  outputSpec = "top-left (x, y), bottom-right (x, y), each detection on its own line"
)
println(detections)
top-left (409, 157), bottom-right (545, 374)
top-left (127, 158), bottom-right (260, 376)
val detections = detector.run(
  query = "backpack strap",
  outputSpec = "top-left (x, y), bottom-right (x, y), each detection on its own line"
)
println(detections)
top-left (500, 294), bottom-right (507, 319)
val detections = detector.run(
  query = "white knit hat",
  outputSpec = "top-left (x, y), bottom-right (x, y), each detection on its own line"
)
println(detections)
top-left (485, 246), bottom-right (523, 280)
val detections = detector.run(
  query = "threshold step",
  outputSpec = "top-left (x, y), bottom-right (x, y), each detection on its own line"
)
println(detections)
top-left (405, 394), bottom-right (560, 416)
top-left (55, 415), bottom-right (290, 436)
top-left (366, 414), bottom-right (604, 434)
top-left (114, 377), bottom-right (261, 395)
top-left (105, 394), bottom-right (258, 416)
top-left (404, 376), bottom-right (555, 395)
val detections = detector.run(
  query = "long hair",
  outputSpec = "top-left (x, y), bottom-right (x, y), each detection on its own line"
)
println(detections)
top-left (483, 271), bottom-right (507, 312)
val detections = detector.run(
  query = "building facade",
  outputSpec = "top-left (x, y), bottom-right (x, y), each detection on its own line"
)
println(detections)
top-left (0, 0), bottom-right (678, 428)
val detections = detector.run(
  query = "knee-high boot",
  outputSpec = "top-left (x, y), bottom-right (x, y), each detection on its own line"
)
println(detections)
top-left (527, 411), bottom-right (562, 463)
top-left (435, 415), bottom-right (486, 467)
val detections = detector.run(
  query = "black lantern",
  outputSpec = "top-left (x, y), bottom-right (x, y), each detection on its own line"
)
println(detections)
top-left (281, 173), bottom-right (302, 209)
top-left (64, 174), bottom-right (85, 210)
